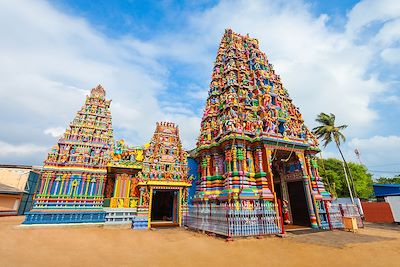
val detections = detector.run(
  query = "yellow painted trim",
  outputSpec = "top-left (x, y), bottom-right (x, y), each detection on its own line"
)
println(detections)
top-left (84, 177), bottom-right (90, 195)
top-left (114, 178), bottom-right (119, 198)
top-left (138, 181), bottom-right (191, 187)
top-left (178, 188), bottom-right (182, 226)
top-left (107, 163), bottom-right (142, 169)
top-left (43, 165), bottom-right (107, 173)
top-left (148, 187), bottom-right (153, 229)
top-left (126, 179), bottom-right (131, 198)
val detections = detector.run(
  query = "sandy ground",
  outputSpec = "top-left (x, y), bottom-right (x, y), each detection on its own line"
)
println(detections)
top-left (1, 216), bottom-right (399, 267)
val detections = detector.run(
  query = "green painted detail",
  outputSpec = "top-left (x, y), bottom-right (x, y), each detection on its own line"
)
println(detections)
top-left (254, 172), bottom-right (267, 178)
top-left (237, 149), bottom-right (244, 160)
top-left (310, 158), bottom-right (318, 168)
top-left (206, 175), bottom-right (224, 181)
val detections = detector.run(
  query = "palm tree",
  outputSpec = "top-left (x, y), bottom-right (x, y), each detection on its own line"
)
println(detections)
top-left (312, 112), bottom-right (356, 203)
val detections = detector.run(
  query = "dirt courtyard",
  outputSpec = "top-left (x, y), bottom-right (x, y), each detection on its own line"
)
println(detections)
top-left (1, 217), bottom-right (399, 267)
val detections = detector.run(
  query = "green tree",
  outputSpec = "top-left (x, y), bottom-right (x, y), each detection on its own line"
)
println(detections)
top-left (376, 175), bottom-right (400, 184)
top-left (312, 112), bottom-right (356, 199)
top-left (318, 158), bottom-right (373, 199)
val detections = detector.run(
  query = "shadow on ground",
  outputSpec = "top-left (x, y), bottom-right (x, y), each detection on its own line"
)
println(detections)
top-left (364, 222), bottom-right (400, 231)
top-left (289, 229), bottom-right (395, 248)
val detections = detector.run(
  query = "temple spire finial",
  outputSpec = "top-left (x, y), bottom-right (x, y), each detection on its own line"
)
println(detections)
top-left (90, 84), bottom-right (106, 98)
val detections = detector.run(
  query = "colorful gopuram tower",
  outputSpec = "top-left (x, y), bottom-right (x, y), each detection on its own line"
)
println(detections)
top-left (132, 122), bottom-right (191, 229)
top-left (190, 29), bottom-right (332, 233)
top-left (23, 85), bottom-right (114, 224)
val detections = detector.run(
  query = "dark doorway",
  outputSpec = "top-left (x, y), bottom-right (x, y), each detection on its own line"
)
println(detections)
top-left (287, 181), bottom-right (310, 227)
top-left (274, 183), bottom-right (282, 201)
top-left (151, 190), bottom-right (175, 222)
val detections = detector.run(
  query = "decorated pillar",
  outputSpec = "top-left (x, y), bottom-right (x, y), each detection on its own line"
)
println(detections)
top-left (58, 174), bottom-right (65, 195)
top-left (63, 174), bottom-right (70, 195)
top-left (94, 176), bottom-right (100, 197)
top-left (206, 156), bottom-right (211, 176)
top-left (214, 154), bottom-right (219, 175)
top-left (38, 173), bottom-right (46, 195)
top-left (296, 152), bottom-right (318, 228)
top-left (242, 147), bottom-right (247, 173)
top-left (232, 146), bottom-right (237, 172)
top-left (84, 174), bottom-right (91, 196)
top-left (80, 174), bottom-right (86, 195)
top-left (225, 149), bottom-right (232, 173)
top-left (257, 148), bottom-right (263, 173)
top-left (47, 174), bottom-right (55, 196)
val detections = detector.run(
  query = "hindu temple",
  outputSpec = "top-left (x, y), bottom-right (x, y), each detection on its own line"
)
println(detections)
top-left (23, 29), bottom-right (343, 237)
top-left (186, 29), bottom-right (333, 236)
top-left (23, 86), bottom-right (191, 228)
top-left (24, 85), bottom-right (114, 223)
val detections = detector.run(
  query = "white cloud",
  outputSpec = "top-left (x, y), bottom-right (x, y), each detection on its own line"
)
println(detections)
top-left (381, 48), bottom-right (400, 64)
top-left (151, 0), bottom-right (391, 136)
top-left (44, 127), bottom-right (64, 138)
top-left (0, 0), bottom-right (200, 164)
top-left (348, 135), bottom-right (400, 176)
top-left (0, 0), bottom-right (399, 168)
top-left (0, 141), bottom-right (47, 156)
top-left (346, 0), bottom-right (400, 37)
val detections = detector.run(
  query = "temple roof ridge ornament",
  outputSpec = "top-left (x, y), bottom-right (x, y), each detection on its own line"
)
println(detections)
top-left (90, 84), bottom-right (106, 99)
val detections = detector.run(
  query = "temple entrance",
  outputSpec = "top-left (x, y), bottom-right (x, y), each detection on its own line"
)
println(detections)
top-left (287, 181), bottom-right (310, 227)
top-left (272, 150), bottom-right (311, 229)
top-left (150, 189), bottom-right (179, 227)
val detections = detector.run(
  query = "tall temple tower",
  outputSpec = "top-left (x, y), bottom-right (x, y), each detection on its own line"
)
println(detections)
top-left (190, 29), bottom-right (332, 232)
top-left (24, 85), bottom-right (114, 224)
top-left (132, 122), bottom-right (191, 229)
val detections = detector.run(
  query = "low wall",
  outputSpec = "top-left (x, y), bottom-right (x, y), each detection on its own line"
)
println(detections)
top-left (361, 202), bottom-right (394, 223)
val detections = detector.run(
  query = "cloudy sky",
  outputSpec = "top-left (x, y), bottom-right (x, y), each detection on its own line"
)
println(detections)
top-left (0, 0), bottom-right (399, 177)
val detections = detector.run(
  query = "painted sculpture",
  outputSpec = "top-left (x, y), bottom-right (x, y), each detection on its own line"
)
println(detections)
top-left (187, 29), bottom-right (333, 236)
top-left (23, 85), bottom-right (114, 224)
top-left (105, 140), bottom-right (144, 209)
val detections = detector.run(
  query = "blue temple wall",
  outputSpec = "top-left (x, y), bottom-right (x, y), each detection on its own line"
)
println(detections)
top-left (187, 157), bottom-right (198, 204)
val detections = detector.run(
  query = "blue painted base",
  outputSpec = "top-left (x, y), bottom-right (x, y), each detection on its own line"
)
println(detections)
top-left (22, 210), bottom-right (106, 224)
top-left (131, 216), bottom-right (148, 230)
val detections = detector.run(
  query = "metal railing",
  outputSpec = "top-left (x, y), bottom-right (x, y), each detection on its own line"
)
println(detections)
top-left (340, 203), bottom-right (364, 228)
top-left (327, 203), bottom-right (344, 229)
top-left (185, 201), bottom-right (281, 237)
top-left (326, 203), bottom-right (364, 229)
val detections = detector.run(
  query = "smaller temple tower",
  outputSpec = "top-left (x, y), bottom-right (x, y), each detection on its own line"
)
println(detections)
top-left (132, 122), bottom-right (192, 229)
top-left (23, 85), bottom-right (114, 224)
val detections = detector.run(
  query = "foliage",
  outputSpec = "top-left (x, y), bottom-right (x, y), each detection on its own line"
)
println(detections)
top-left (312, 113), bottom-right (347, 148)
top-left (312, 112), bottom-right (358, 198)
top-left (317, 158), bottom-right (374, 199)
top-left (376, 175), bottom-right (400, 184)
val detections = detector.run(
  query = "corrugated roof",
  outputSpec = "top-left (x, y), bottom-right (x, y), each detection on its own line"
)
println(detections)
top-left (0, 182), bottom-right (26, 194)
top-left (373, 184), bottom-right (400, 197)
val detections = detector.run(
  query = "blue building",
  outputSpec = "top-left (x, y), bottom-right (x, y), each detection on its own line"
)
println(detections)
top-left (373, 184), bottom-right (400, 223)
top-left (0, 165), bottom-right (41, 216)
top-left (373, 184), bottom-right (400, 199)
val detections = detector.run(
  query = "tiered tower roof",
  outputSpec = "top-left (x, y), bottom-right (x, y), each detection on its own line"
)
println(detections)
top-left (139, 122), bottom-right (189, 183)
top-left (44, 85), bottom-right (114, 171)
top-left (197, 29), bottom-right (318, 149)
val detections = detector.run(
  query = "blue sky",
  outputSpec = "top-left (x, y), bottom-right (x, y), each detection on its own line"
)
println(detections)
top-left (0, 0), bottom-right (400, 178)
